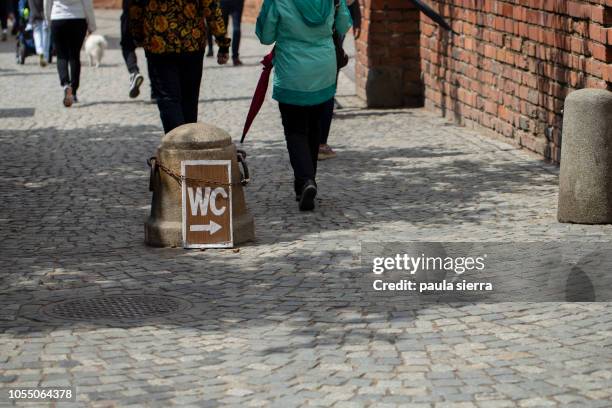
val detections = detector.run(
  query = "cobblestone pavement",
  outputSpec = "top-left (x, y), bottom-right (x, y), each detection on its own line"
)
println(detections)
top-left (2, 10), bottom-right (612, 408)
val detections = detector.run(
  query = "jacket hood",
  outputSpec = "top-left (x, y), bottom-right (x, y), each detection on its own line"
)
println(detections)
top-left (293, 0), bottom-right (332, 26)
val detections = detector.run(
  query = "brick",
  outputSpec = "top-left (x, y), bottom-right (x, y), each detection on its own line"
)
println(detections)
top-left (604, 64), bottom-right (612, 82)
top-left (347, 0), bottom-right (612, 159)
top-left (591, 41), bottom-right (612, 62)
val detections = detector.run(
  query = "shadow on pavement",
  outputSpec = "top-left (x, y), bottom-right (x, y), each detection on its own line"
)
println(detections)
top-left (333, 109), bottom-right (418, 120)
top-left (0, 120), bottom-right (556, 339)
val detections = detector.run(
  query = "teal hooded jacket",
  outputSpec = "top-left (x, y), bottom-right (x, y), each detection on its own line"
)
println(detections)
top-left (256, 0), bottom-right (352, 106)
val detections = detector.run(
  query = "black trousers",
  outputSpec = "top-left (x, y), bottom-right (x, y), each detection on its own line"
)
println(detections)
top-left (319, 98), bottom-right (334, 145)
top-left (146, 51), bottom-right (204, 134)
top-left (206, 21), bottom-right (213, 53)
top-left (120, 3), bottom-right (138, 74)
top-left (51, 19), bottom-right (87, 93)
top-left (0, 0), bottom-right (8, 30)
top-left (279, 99), bottom-right (331, 193)
top-left (221, 0), bottom-right (243, 58)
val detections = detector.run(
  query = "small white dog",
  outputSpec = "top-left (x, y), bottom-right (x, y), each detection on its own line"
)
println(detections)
top-left (84, 34), bottom-right (108, 68)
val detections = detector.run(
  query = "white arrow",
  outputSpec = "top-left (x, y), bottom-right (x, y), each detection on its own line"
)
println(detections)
top-left (190, 221), bottom-right (222, 235)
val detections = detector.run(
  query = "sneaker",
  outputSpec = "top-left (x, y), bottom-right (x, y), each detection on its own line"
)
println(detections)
top-left (318, 144), bottom-right (337, 160)
top-left (63, 85), bottom-right (73, 107)
top-left (232, 57), bottom-right (243, 66)
top-left (39, 54), bottom-right (47, 67)
top-left (128, 72), bottom-right (144, 98)
top-left (1, 30), bottom-right (7, 41)
top-left (73, 95), bottom-right (78, 103)
top-left (206, 49), bottom-right (214, 57)
top-left (299, 180), bottom-right (317, 211)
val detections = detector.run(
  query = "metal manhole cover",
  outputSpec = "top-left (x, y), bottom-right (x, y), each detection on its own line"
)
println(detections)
top-left (41, 295), bottom-right (192, 321)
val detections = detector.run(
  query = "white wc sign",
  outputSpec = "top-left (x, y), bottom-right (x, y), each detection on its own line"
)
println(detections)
top-left (181, 160), bottom-right (233, 248)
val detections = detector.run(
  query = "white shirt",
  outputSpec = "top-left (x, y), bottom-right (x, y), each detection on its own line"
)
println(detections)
top-left (44, 0), bottom-right (96, 32)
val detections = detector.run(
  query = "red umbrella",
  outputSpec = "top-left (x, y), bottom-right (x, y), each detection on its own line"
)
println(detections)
top-left (240, 48), bottom-right (275, 143)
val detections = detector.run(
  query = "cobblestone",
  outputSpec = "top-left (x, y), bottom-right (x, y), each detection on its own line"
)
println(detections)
top-left (1, 9), bottom-right (612, 407)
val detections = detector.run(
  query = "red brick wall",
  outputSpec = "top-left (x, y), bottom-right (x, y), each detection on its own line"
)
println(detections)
top-left (356, 0), bottom-right (422, 107)
top-left (420, 0), bottom-right (612, 161)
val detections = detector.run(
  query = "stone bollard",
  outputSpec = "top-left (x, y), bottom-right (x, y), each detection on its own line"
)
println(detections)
top-left (145, 123), bottom-right (255, 247)
top-left (558, 89), bottom-right (612, 223)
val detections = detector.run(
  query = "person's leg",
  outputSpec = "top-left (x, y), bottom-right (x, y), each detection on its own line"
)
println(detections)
top-left (319, 97), bottom-right (334, 146)
top-left (41, 19), bottom-right (50, 61)
top-left (120, 9), bottom-right (139, 74)
top-left (230, 0), bottom-right (243, 61)
top-left (0, 0), bottom-right (7, 33)
top-left (146, 56), bottom-right (159, 101)
top-left (178, 52), bottom-right (204, 125)
top-left (10, 0), bottom-right (18, 33)
top-left (51, 20), bottom-right (70, 87)
top-left (318, 97), bottom-right (337, 160)
top-left (279, 102), bottom-right (315, 196)
top-left (0, 15), bottom-right (6, 41)
top-left (206, 21), bottom-right (213, 56)
top-left (220, 1), bottom-right (230, 42)
top-left (67, 19), bottom-right (87, 96)
top-left (51, 19), bottom-right (74, 106)
top-left (32, 20), bottom-right (48, 66)
top-left (147, 53), bottom-right (184, 133)
top-left (32, 20), bottom-right (43, 54)
top-left (309, 101), bottom-right (330, 179)
top-left (120, 7), bottom-right (144, 98)
top-left (292, 102), bottom-right (326, 210)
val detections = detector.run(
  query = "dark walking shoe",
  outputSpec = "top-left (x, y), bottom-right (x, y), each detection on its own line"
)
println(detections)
top-left (299, 180), bottom-right (317, 211)
top-left (129, 72), bottom-right (144, 98)
top-left (63, 85), bottom-right (73, 107)
top-left (1, 30), bottom-right (7, 41)
top-left (206, 49), bottom-right (214, 57)
top-left (232, 57), bottom-right (243, 66)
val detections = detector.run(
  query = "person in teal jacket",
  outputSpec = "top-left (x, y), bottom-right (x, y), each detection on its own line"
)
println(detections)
top-left (256, 0), bottom-right (351, 211)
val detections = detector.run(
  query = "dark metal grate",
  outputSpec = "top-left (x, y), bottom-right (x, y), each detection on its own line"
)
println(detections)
top-left (41, 295), bottom-right (191, 321)
top-left (0, 108), bottom-right (35, 118)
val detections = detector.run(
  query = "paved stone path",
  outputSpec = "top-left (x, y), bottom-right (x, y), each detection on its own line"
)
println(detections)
top-left (1, 10), bottom-right (612, 408)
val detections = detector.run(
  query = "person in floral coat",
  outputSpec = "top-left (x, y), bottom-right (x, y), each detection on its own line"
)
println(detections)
top-left (129, 0), bottom-right (231, 133)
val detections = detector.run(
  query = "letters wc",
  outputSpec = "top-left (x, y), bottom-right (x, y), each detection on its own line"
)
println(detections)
top-left (145, 123), bottom-right (255, 247)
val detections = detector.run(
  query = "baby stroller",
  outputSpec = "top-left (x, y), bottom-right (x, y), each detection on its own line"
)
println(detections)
top-left (15, 0), bottom-right (52, 64)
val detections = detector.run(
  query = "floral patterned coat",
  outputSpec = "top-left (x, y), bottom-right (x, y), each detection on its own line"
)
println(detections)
top-left (129, 0), bottom-right (231, 55)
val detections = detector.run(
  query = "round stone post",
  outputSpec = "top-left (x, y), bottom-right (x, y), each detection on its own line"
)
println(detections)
top-left (145, 123), bottom-right (255, 247)
top-left (558, 89), bottom-right (612, 224)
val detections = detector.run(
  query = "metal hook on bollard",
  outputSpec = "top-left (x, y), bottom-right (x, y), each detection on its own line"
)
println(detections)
top-left (236, 149), bottom-right (250, 186)
top-left (147, 157), bottom-right (158, 192)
